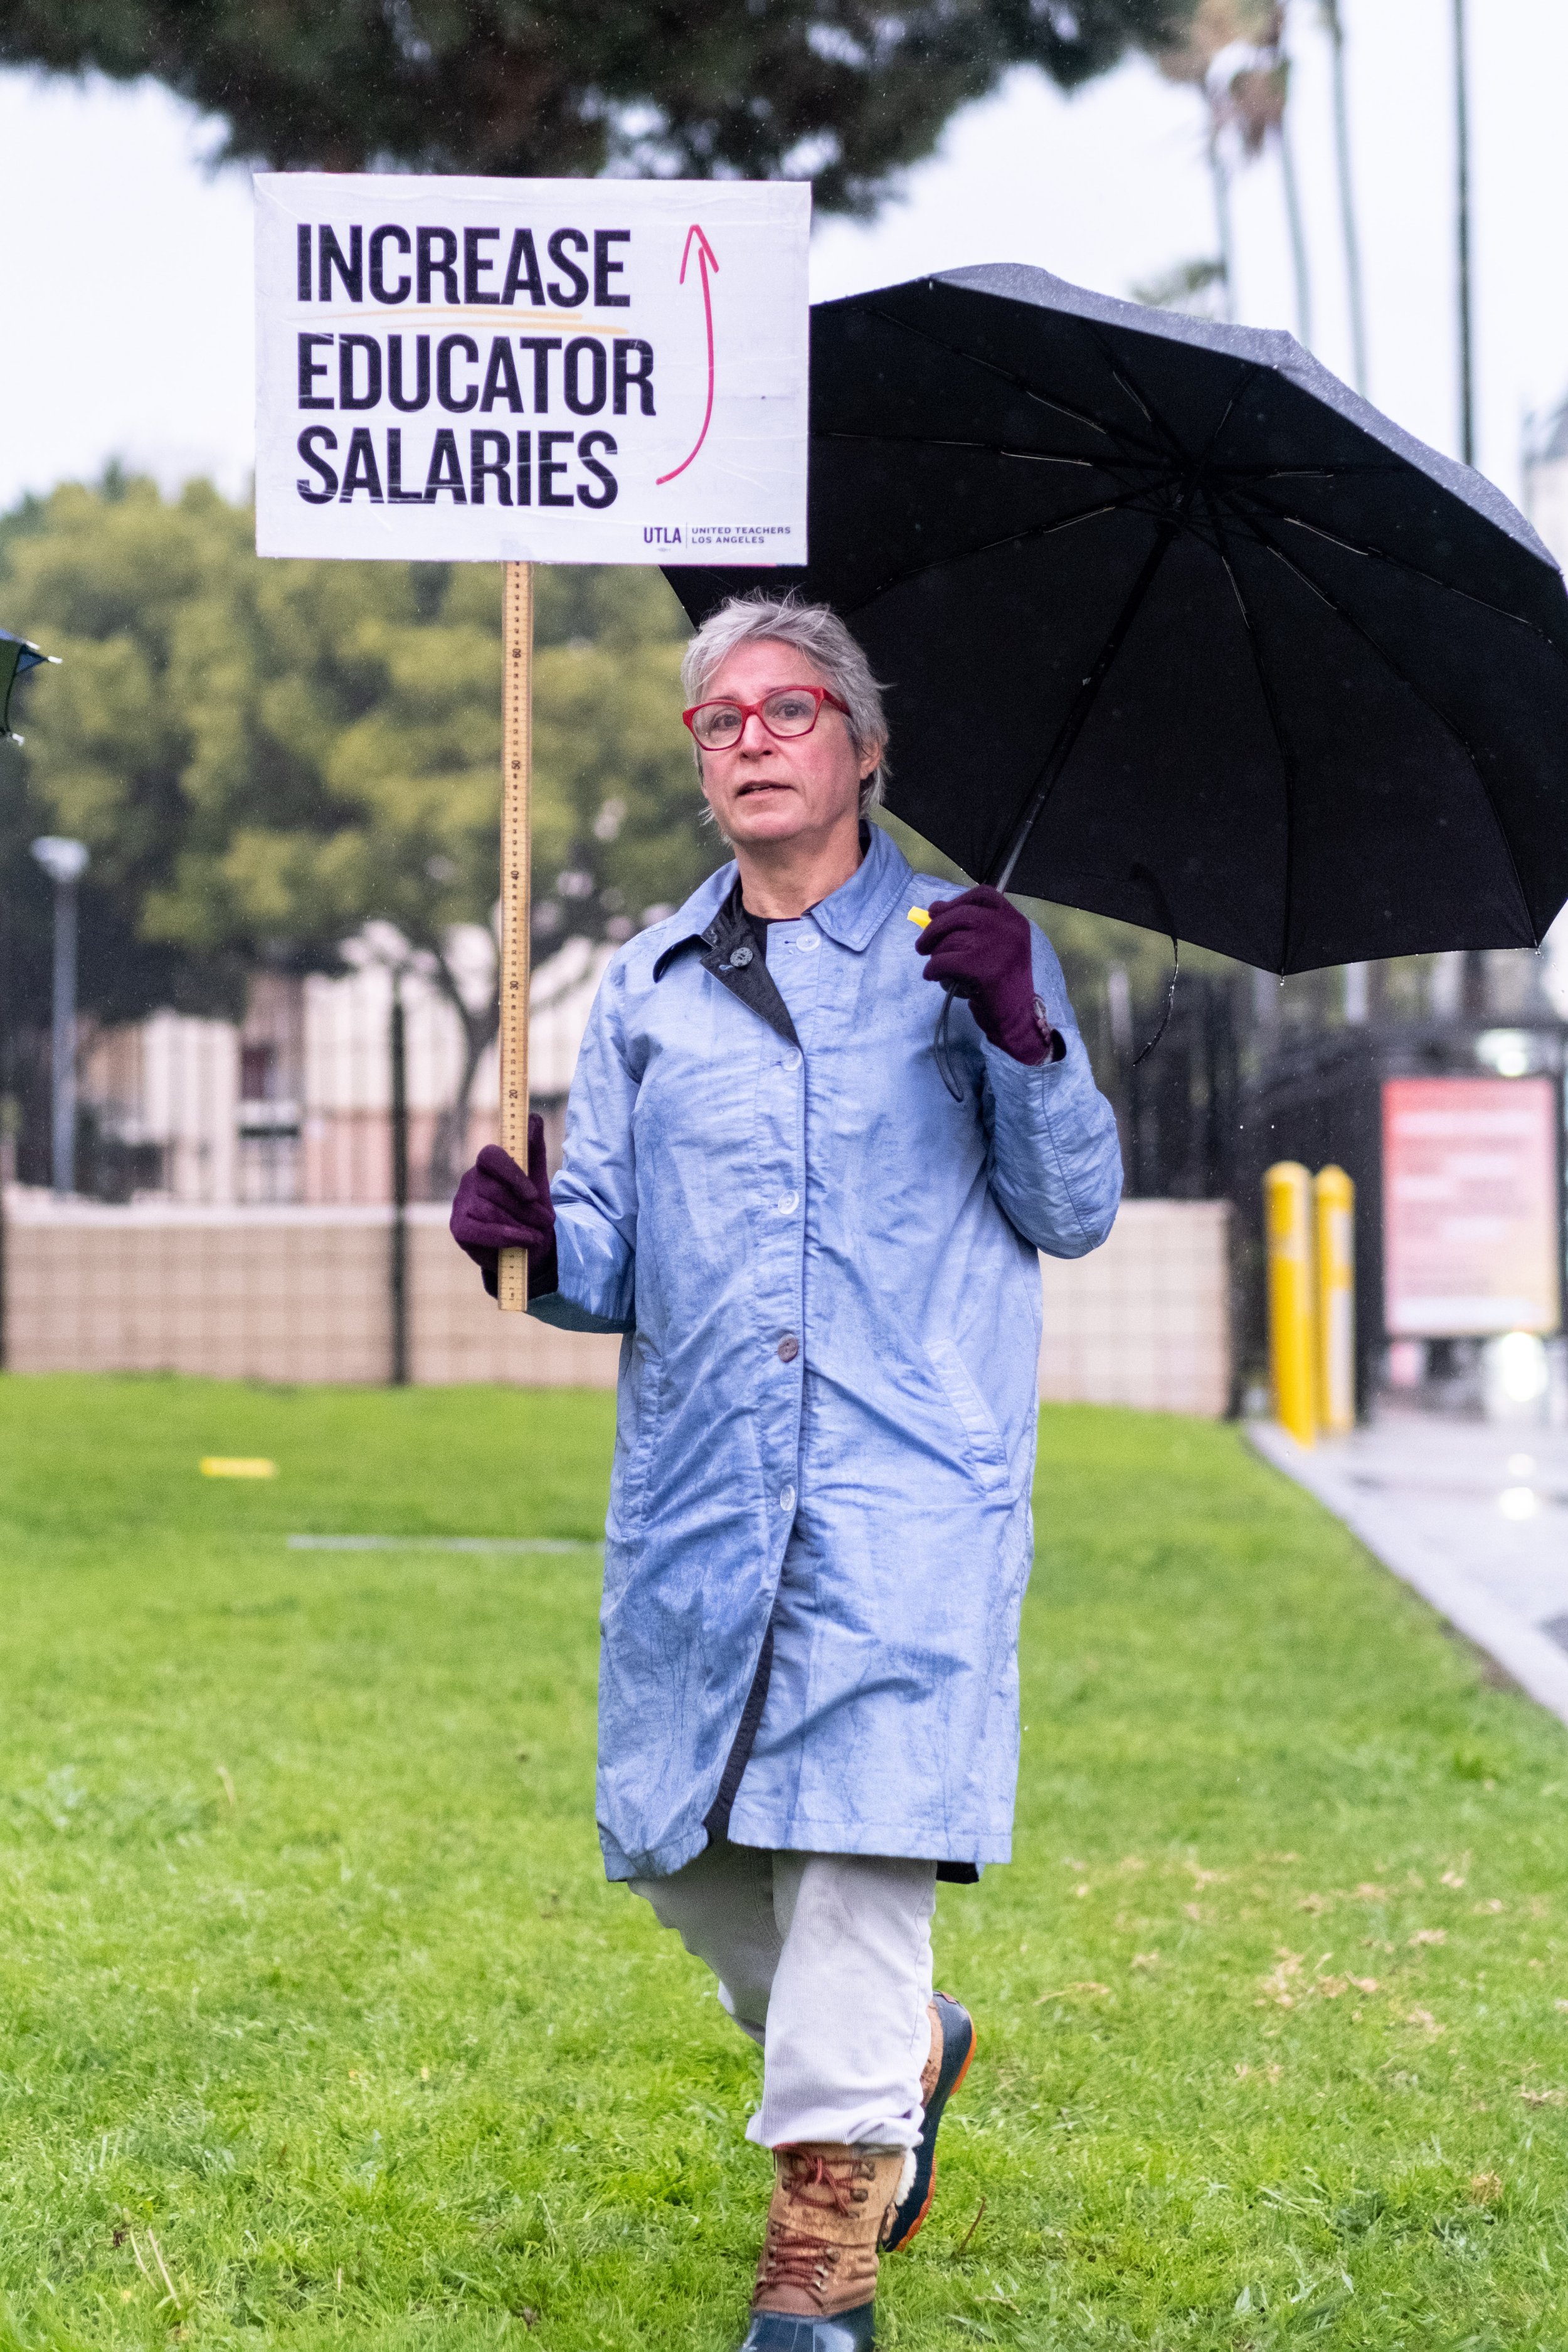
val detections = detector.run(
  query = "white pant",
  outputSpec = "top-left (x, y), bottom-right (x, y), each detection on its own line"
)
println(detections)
top-left (629, 1842), bottom-right (936, 2149)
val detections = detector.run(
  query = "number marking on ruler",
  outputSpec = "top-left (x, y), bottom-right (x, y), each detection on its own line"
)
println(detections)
top-left (497, 561), bottom-right (533, 1313)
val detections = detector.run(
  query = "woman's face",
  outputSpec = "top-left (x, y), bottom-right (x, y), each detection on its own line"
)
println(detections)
top-left (694, 638), bottom-right (880, 852)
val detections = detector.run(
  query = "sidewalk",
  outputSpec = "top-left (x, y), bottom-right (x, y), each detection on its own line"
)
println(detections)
top-left (1249, 1411), bottom-right (1568, 1729)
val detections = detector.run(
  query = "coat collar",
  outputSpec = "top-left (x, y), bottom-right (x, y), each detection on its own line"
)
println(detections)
top-left (659, 857), bottom-right (738, 955)
top-left (650, 861), bottom-right (738, 982)
top-left (647, 872), bottom-right (800, 1044)
top-left (808, 822), bottom-right (915, 953)
top-left (651, 822), bottom-right (914, 980)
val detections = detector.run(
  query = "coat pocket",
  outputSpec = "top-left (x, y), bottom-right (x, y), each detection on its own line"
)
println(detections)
top-left (608, 1345), bottom-right (668, 1544)
top-left (924, 1336), bottom-right (1015, 1499)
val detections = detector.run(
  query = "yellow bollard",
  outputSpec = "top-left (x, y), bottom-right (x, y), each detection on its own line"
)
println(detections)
top-left (1264, 1162), bottom-right (1316, 1446)
top-left (1313, 1165), bottom-right (1356, 1436)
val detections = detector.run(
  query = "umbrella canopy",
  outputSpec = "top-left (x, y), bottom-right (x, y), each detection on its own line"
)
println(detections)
top-left (0, 626), bottom-right (59, 743)
top-left (667, 266), bottom-right (1568, 974)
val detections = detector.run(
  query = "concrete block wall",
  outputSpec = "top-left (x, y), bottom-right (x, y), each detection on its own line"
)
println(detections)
top-left (1038, 1199), bottom-right (1233, 1417)
top-left (3, 1199), bottom-right (613, 1389)
top-left (3, 1191), bottom-right (1231, 1413)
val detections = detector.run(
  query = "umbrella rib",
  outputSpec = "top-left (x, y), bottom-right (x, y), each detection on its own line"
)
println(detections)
top-left (986, 520), bottom-right (1181, 893)
top-left (1086, 333), bottom-right (1259, 481)
top-left (1231, 492), bottom-right (1568, 659)
top-left (816, 429), bottom-right (1166, 474)
top-left (1218, 463), bottom-right (1408, 478)
top-left (1205, 499), bottom-right (1303, 976)
top-left (1083, 333), bottom-right (1191, 472)
top-left (1237, 515), bottom-right (1541, 946)
top-left (839, 482), bottom-right (1181, 617)
top-left (864, 305), bottom-right (1163, 462)
top-left (981, 391), bottom-right (1242, 893)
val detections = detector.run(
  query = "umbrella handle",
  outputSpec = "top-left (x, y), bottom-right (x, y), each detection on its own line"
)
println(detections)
top-left (933, 984), bottom-right (966, 1103)
top-left (908, 908), bottom-right (968, 1101)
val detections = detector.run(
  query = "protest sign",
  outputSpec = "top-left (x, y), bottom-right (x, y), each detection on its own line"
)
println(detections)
top-left (255, 174), bottom-right (810, 564)
top-left (253, 174), bottom-right (810, 1305)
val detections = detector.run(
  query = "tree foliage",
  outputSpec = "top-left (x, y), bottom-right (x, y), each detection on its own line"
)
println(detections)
top-left (2, 0), bottom-right (1197, 216)
top-left (2, 472), bottom-right (1227, 1056)
top-left (0, 475), bottom-right (718, 1066)
top-left (2, 472), bottom-right (1256, 1195)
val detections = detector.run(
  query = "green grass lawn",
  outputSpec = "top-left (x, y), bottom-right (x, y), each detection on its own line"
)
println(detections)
top-left (3, 1377), bottom-right (1568, 2350)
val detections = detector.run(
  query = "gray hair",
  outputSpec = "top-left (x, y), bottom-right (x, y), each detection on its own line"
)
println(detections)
top-left (680, 593), bottom-right (890, 815)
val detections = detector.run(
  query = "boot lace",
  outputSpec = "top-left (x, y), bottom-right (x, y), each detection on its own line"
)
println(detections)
top-left (759, 2225), bottom-right (840, 2295)
top-left (779, 2150), bottom-right (876, 2217)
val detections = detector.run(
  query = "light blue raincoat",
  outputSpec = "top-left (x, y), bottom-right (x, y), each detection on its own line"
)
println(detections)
top-left (532, 822), bottom-right (1123, 1880)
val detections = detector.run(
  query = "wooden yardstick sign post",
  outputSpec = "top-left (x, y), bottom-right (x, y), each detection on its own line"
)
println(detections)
top-left (254, 174), bottom-right (810, 1306)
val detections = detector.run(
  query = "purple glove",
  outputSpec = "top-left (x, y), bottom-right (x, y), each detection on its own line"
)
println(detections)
top-left (916, 886), bottom-right (1062, 1067)
top-left (450, 1116), bottom-right (558, 1299)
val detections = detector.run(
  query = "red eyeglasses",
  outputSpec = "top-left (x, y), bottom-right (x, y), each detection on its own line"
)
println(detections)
top-left (682, 684), bottom-right (851, 751)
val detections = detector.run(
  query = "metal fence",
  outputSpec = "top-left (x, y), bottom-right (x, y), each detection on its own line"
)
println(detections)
top-left (0, 924), bottom-right (615, 1383)
top-left (3, 919), bottom-right (1559, 1395)
top-left (0, 918), bottom-right (1251, 1391)
top-left (6, 926), bottom-right (618, 1207)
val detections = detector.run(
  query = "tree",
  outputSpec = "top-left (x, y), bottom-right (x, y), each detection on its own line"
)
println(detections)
top-left (1318, 0), bottom-right (1368, 394)
top-left (1, 0), bottom-right (1197, 217)
top-left (0, 474), bottom-right (717, 1180)
top-left (11, 474), bottom-right (1351, 1193)
top-left (0, 472), bottom-right (257, 1024)
top-left (2, 474), bottom-right (1251, 1155)
top-left (1155, 0), bottom-right (1310, 346)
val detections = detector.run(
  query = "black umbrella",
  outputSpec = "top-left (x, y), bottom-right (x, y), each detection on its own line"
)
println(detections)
top-left (667, 265), bottom-right (1568, 977)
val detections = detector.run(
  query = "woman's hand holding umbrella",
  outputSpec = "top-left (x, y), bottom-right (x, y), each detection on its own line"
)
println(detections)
top-left (450, 1116), bottom-right (558, 1299)
top-left (914, 887), bottom-right (1061, 1066)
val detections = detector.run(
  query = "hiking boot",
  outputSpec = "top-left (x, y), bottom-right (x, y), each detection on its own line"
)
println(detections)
top-left (739, 2143), bottom-right (905, 2351)
top-left (738, 2314), bottom-right (877, 2352)
top-left (880, 1993), bottom-right (976, 2253)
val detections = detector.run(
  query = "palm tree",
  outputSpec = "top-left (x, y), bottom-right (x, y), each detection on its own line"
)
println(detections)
top-left (1318, 0), bottom-right (1368, 393)
top-left (1452, 0), bottom-right (1475, 465)
top-left (1155, 0), bottom-right (1313, 348)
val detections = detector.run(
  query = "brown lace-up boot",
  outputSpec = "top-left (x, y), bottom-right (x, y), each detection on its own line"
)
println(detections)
top-left (739, 2143), bottom-right (906, 2350)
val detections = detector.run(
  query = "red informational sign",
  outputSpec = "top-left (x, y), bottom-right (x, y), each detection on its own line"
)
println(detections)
top-left (1382, 1076), bottom-right (1562, 1337)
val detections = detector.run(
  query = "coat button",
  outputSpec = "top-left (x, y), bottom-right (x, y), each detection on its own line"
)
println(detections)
top-left (729, 943), bottom-right (754, 967)
top-left (777, 1335), bottom-right (800, 1362)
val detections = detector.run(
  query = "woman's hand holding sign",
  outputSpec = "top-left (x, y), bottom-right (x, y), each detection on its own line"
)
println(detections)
top-left (450, 1116), bottom-right (558, 1298)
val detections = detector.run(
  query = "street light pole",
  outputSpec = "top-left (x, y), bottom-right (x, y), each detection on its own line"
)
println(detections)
top-left (30, 836), bottom-right (88, 1197)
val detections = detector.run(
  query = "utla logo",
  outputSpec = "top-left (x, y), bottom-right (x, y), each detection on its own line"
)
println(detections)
top-left (644, 525), bottom-right (683, 544)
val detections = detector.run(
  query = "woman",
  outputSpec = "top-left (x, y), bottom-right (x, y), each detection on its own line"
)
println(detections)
top-left (452, 595), bottom-right (1123, 2349)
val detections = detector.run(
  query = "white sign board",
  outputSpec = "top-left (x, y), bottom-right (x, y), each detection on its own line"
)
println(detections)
top-left (254, 174), bottom-right (810, 566)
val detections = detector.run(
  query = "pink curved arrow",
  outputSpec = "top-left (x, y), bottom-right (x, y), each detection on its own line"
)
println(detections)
top-left (657, 224), bottom-right (719, 486)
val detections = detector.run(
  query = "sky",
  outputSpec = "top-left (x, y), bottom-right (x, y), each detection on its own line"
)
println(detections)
top-left (3, 0), bottom-right (1568, 521)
